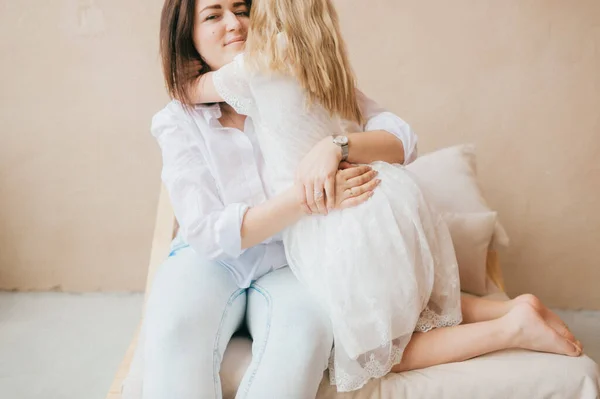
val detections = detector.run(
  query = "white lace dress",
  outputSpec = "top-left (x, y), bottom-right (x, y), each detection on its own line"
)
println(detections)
top-left (213, 53), bottom-right (462, 392)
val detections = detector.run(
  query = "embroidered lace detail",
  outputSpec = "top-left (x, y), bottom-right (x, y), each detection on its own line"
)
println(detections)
top-left (212, 54), bottom-right (254, 116)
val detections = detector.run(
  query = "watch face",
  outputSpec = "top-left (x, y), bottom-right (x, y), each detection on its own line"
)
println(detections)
top-left (334, 135), bottom-right (348, 145)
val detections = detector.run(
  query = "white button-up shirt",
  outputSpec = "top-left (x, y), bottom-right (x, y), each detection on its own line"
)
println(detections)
top-left (151, 92), bottom-right (418, 288)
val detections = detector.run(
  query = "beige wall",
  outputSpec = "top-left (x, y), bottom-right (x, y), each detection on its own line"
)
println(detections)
top-left (0, 0), bottom-right (166, 291)
top-left (1, 1), bottom-right (599, 308)
top-left (336, 0), bottom-right (600, 309)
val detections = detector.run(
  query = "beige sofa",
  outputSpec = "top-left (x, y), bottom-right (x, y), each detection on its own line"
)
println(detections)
top-left (106, 185), bottom-right (600, 399)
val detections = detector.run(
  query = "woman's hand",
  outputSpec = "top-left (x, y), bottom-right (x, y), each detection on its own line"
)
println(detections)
top-left (297, 163), bottom-right (380, 215)
top-left (334, 162), bottom-right (380, 210)
top-left (295, 136), bottom-right (343, 215)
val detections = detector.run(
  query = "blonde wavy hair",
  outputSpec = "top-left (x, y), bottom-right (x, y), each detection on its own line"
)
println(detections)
top-left (245, 0), bottom-right (363, 125)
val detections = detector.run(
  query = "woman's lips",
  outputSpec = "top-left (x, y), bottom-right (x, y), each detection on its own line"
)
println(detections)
top-left (225, 37), bottom-right (245, 46)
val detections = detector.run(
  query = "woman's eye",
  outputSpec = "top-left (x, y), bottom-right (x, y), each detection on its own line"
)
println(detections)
top-left (235, 11), bottom-right (249, 17)
top-left (205, 14), bottom-right (219, 21)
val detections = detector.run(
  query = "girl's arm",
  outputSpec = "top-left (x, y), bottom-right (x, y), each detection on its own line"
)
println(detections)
top-left (189, 72), bottom-right (224, 104)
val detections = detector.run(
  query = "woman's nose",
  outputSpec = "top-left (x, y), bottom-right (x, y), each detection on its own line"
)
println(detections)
top-left (223, 11), bottom-right (242, 31)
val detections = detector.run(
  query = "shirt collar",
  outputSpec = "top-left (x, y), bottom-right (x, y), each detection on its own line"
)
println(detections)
top-left (193, 103), bottom-right (223, 128)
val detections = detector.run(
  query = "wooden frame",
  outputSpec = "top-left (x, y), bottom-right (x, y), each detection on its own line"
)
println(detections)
top-left (104, 185), bottom-right (506, 398)
top-left (105, 184), bottom-right (176, 399)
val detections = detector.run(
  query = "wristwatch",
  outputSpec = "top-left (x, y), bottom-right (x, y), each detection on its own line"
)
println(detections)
top-left (332, 135), bottom-right (349, 161)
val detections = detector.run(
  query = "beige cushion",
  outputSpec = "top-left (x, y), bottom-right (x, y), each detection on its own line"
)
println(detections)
top-left (443, 211), bottom-right (497, 295)
top-left (406, 144), bottom-right (510, 248)
top-left (316, 349), bottom-right (600, 399)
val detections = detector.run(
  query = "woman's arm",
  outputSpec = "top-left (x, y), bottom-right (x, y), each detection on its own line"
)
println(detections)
top-left (153, 103), bottom-right (378, 258)
top-left (240, 187), bottom-right (304, 249)
top-left (295, 89), bottom-right (419, 213)
top-left (345, 130), bottom-right (405, 165)
top-left (348, 89), bottom-right (418, 165)
top-left (241, 163), bottom-right (378, 248)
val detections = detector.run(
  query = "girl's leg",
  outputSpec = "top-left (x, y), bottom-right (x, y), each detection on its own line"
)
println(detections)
top-left (392, 300), bottom-right (582, 373)
top-left (238, 267), bottom-right (333, 399)
top-left (142, 246), bottom-right (246, 399)
top-left (461, 293), bottom-right (578, 344)
top-left (460, 294), bottom-right (511, 323)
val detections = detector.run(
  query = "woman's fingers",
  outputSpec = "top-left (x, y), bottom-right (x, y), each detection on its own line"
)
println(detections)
top-left (305, 181), bottom-right (317, 213)
top-left (313, 179), bottom-right (327, 214)
top-left (297, 183), bottom-right (312, 215)
top-left (339, 190), bottom-right (375, 209)
top-left (344, 179), bottom-right (381, 203)
top-left (339, 161), bottom-right (356, 170)
top-left (340, 165), bottom-right (372, 180)
top-left (347, 177), bottom-right (381, 198)
top-left (337, 174), bottom-right (380, 209)
top-left (324, 175), bottom-right (335, 211)
top-left (346, 169), bottom-right (378, 189)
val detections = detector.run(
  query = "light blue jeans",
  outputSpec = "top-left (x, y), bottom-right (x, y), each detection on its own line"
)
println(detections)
top-left (141, 239), bottom-right (333, 399)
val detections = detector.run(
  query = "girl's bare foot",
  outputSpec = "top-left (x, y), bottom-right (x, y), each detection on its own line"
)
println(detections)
top-left (505, 302), bottom-right (582, 357)
top-left (512, 294), bottom-right (582, 351)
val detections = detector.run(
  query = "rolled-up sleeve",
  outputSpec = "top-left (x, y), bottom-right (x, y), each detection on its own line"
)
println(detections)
top-left (152, 106), bottom-right (249, 261)
top-left (152, 104), bottom-right (288, 288)
top-left (357, 90), bottom-right (418, 164)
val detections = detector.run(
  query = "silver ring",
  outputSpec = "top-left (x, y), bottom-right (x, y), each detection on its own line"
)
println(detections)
top-left (314, 190), bottom-right (324, 200)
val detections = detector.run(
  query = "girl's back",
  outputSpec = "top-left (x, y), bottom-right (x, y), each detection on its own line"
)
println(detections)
top-left (248, 61), bottom-right (351, 193)
top-left (239, 0), bottom-right (363, 193)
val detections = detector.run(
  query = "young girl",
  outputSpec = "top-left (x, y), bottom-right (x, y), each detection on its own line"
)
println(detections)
top-left (189, 0), bottom-right (461, 391)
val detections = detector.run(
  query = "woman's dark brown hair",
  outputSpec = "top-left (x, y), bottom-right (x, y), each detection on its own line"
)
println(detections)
top-left (159, 0), bottom-right (252, 106)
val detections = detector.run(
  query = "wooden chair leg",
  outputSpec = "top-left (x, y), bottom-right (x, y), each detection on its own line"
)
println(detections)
top-left (105, 328), bottom-right (141, 399)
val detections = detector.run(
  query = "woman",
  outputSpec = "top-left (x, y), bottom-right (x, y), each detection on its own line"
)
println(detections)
top-left (135, 0), bottom-right (582, 398)
top-left (141, 0), bottom-right (414, 397)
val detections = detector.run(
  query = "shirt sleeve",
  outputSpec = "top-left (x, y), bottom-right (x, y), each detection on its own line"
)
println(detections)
top-left (212, 53), bottom-right (255, 117)
top-left (151, 104), bottom-right (288, 288)
top-left (152, 103), bottom-right (287, 288)
top-left (356, 89), bottom-right (419, 164)
top-left (151, 105), bottom-right (249, 260)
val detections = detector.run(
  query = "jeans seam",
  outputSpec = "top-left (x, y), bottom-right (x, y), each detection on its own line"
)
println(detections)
top-left (168, 243), bottom-right (189, 257)
top-left (213, 288), bottom-right (246, 398)
top-left (238, 283), bottom-right (272, 399)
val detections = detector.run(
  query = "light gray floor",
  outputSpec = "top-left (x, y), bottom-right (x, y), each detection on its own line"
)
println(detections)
top-left (0, 292), bottom-right (143, 399)
top-left (554, 308), bottom-right (600, 363)
top-left (0, 293), bottom-right (598, 399)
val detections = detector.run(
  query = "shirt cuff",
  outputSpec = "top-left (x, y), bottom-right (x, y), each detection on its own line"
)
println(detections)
top-left (214, 203), bottom-right (250, 259)
top-left (365, 112), bottom-right (418, 165)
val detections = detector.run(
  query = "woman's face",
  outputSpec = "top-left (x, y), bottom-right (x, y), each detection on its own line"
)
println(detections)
top-left (193, 0), bottom-right (250, 71)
